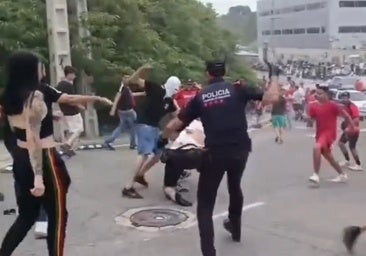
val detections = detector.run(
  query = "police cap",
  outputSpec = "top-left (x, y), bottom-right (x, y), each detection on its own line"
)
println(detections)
top-left (206, 61), bottom-right (226, 77)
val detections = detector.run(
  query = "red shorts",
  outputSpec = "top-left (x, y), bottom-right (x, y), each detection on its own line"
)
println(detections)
top-left (316, 134), bottom-right (334, 152)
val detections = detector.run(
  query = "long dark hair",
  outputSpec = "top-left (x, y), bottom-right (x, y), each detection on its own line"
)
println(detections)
top-left (2, 51), bottom-right (40, 115)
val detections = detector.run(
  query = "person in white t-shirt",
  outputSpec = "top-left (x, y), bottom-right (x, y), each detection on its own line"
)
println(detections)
top-left (163, 119), bottom-right (204, 206)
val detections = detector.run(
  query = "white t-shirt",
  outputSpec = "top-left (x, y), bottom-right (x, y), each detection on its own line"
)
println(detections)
top-left (168, 120), bottom-right (204, 149)
top-left (293, 89), bottom-right (305, 104)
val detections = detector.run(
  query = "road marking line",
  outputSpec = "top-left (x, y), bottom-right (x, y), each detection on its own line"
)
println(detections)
top-left (185, 201), bottom-right (265, 229)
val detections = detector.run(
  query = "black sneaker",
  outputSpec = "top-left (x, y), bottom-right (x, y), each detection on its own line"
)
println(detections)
top-left (104, 143), bottom-right (115, 151)
top-left (223, 218), bottom-right (241, 242)
top-left (343, 226), bottom-right (362, 253)
top-left (175, 193), bottom-right (192, 207)
top-left (122, 188), bottom-right (143, 199)
top-left (129, 145), bottom-right (136, 150)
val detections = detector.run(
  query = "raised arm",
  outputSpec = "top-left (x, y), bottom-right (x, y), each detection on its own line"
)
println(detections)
top-left (128, 64), bottom-right (153, 89)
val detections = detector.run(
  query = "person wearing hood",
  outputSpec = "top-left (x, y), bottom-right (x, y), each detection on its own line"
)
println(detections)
top-left (122, 65), bottom-right (179, 199)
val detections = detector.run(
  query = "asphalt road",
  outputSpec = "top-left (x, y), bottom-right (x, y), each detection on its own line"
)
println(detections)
top-left (1, 120), bottom-right (366, 255)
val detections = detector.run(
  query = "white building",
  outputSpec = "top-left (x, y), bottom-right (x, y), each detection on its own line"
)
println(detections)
top-left (257, 0), bottom-right (366, 63)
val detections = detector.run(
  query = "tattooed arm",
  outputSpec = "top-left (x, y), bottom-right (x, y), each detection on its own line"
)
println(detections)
top-left (26, 91), bottom-right (47, 176)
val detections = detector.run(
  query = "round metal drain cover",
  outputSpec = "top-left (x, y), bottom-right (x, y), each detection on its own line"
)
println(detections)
top-left (130, 208), bottom-right (188, 228)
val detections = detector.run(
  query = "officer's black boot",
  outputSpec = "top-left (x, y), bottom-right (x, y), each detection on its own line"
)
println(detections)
top-left (223, 217), bottom-right (241, 242)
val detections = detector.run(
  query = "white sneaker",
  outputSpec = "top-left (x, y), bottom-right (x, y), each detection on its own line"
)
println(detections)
top-left (348, 164), bottom-right (363, 171)
top-left (34, 221), bottom-right (48, 239)
top-left (339, 160), bottom-right (350, 167)
top-left (330, 173), bottom-right (348, 183)
top-left (309, 173), bottom-right (320, 184)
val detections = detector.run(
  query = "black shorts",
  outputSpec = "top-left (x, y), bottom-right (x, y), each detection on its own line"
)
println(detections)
top-left (293, 103), bottom-right (303, 112)
top-left (339, 132), bottom-right (359, 149)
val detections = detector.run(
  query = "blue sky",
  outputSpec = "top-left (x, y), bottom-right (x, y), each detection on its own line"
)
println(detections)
top-left (199, 0), bottom-right (257, 14)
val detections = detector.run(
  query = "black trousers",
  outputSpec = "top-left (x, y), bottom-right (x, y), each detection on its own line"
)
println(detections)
top-left (0, 147), bottom-right (70, 256)
top-left (197, 149), bottom-right (249, 256)
top-left (339, 131), bottom-right (359, 150)
top-left (164, 160), bottom-right (185, 187)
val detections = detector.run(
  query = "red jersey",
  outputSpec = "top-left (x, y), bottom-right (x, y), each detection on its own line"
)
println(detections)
top-left (344, 103), bottom-right (360, 133)
top-left (308, 101), bottom-right (341, 141)
top-left (175, 88), bottom-right (200, 109)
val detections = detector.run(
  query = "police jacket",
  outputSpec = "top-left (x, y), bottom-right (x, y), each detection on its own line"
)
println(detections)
top-left (178, 77), bottom-right (263, 151)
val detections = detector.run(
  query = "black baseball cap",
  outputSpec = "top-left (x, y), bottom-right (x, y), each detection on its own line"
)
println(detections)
top-left (206, 61), bottom-right (226, 77)
top-left (339, 91), bottom-right (350, 98)
top-left (316, 83), bottom-right (329, 92)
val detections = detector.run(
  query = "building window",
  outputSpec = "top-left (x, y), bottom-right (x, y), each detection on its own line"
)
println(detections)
top-left (339, 1), bottom-right (366, 7)
top-left (294, 28), bottom-right (306, 34)
top-left (282, 29), bottom-right (293, 35)
top-left (356, 1), bottom-right (366, 7)
top-left (293, 5), bottom-right (306, 12)
top-left (262, 30), bottom-right (271, 35)
top-left (307, 2), bottom-right (323, 10)
top-left (321, 26), bottom-right (326, 33)
top-left (339, 1), bottom-right (355, 7)
top-left (307, 27), bottom-right (320, 34)
top-left (339, 26), bottom-right (366, 33)
top-left (273, 30), bottom-right (282, 35)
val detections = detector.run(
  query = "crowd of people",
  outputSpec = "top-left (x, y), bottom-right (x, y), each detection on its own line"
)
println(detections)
top-left (0, 50), bottom-right (365, 256)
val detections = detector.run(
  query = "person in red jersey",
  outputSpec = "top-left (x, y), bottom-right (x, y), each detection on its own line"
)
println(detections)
top-left (174, 81), bottom-right (201, 109)
top-left (337, 91), bottom-right (363, 171)
top-left (307, 84), bottom-right (354, 185)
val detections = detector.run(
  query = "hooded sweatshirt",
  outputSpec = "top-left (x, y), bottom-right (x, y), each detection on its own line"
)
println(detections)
top-left (164, 76), bottom-right (181, 98)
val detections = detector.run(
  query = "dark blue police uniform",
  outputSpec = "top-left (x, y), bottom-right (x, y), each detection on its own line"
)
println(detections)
top-left (178, 75), bottom-right (263, 256)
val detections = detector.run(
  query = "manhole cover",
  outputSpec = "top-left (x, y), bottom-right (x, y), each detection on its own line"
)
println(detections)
top-left (130, 208), bottom-right (188, 228)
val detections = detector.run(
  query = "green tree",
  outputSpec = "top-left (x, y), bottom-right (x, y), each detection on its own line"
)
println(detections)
top-left (0, 0), bottom-right (257, 127)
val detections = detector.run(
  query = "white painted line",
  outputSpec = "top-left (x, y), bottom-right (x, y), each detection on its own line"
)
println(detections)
top-left (306, 134), bottom-right (316, 138)
top-left (212, 202), bottom-right (265, 220)
top-left (184, 201), bottom-right (265, 229)
top-left (113, 143), bottom-right (129, 148)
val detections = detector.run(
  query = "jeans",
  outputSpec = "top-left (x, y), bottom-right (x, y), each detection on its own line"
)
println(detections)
top-left (135, 124), bottom-right (161, 155)
top-left (105, 109), bottom-right (137, 147)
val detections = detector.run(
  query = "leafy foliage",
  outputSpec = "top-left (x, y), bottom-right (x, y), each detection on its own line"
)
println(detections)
top-left (0, 0), bottom-right (255, 94)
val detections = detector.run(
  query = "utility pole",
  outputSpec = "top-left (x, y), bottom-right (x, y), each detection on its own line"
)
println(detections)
top-left (76, 0), bottom-right (99, 138)
top-left (46, 0), bottom-right (72, 142)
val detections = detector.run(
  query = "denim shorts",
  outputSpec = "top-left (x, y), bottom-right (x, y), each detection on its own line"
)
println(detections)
top-left (136, 124), bottom-right (161, 155)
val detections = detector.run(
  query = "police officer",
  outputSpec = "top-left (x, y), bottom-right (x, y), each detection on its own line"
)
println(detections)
top-left (161, 61), bottom-right (280, 256)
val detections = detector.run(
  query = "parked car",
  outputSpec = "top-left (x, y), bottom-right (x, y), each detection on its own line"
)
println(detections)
top-left (328, 76), bottom-right (360, 90)
top-left (331, 89), bottom-right (366, 119)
